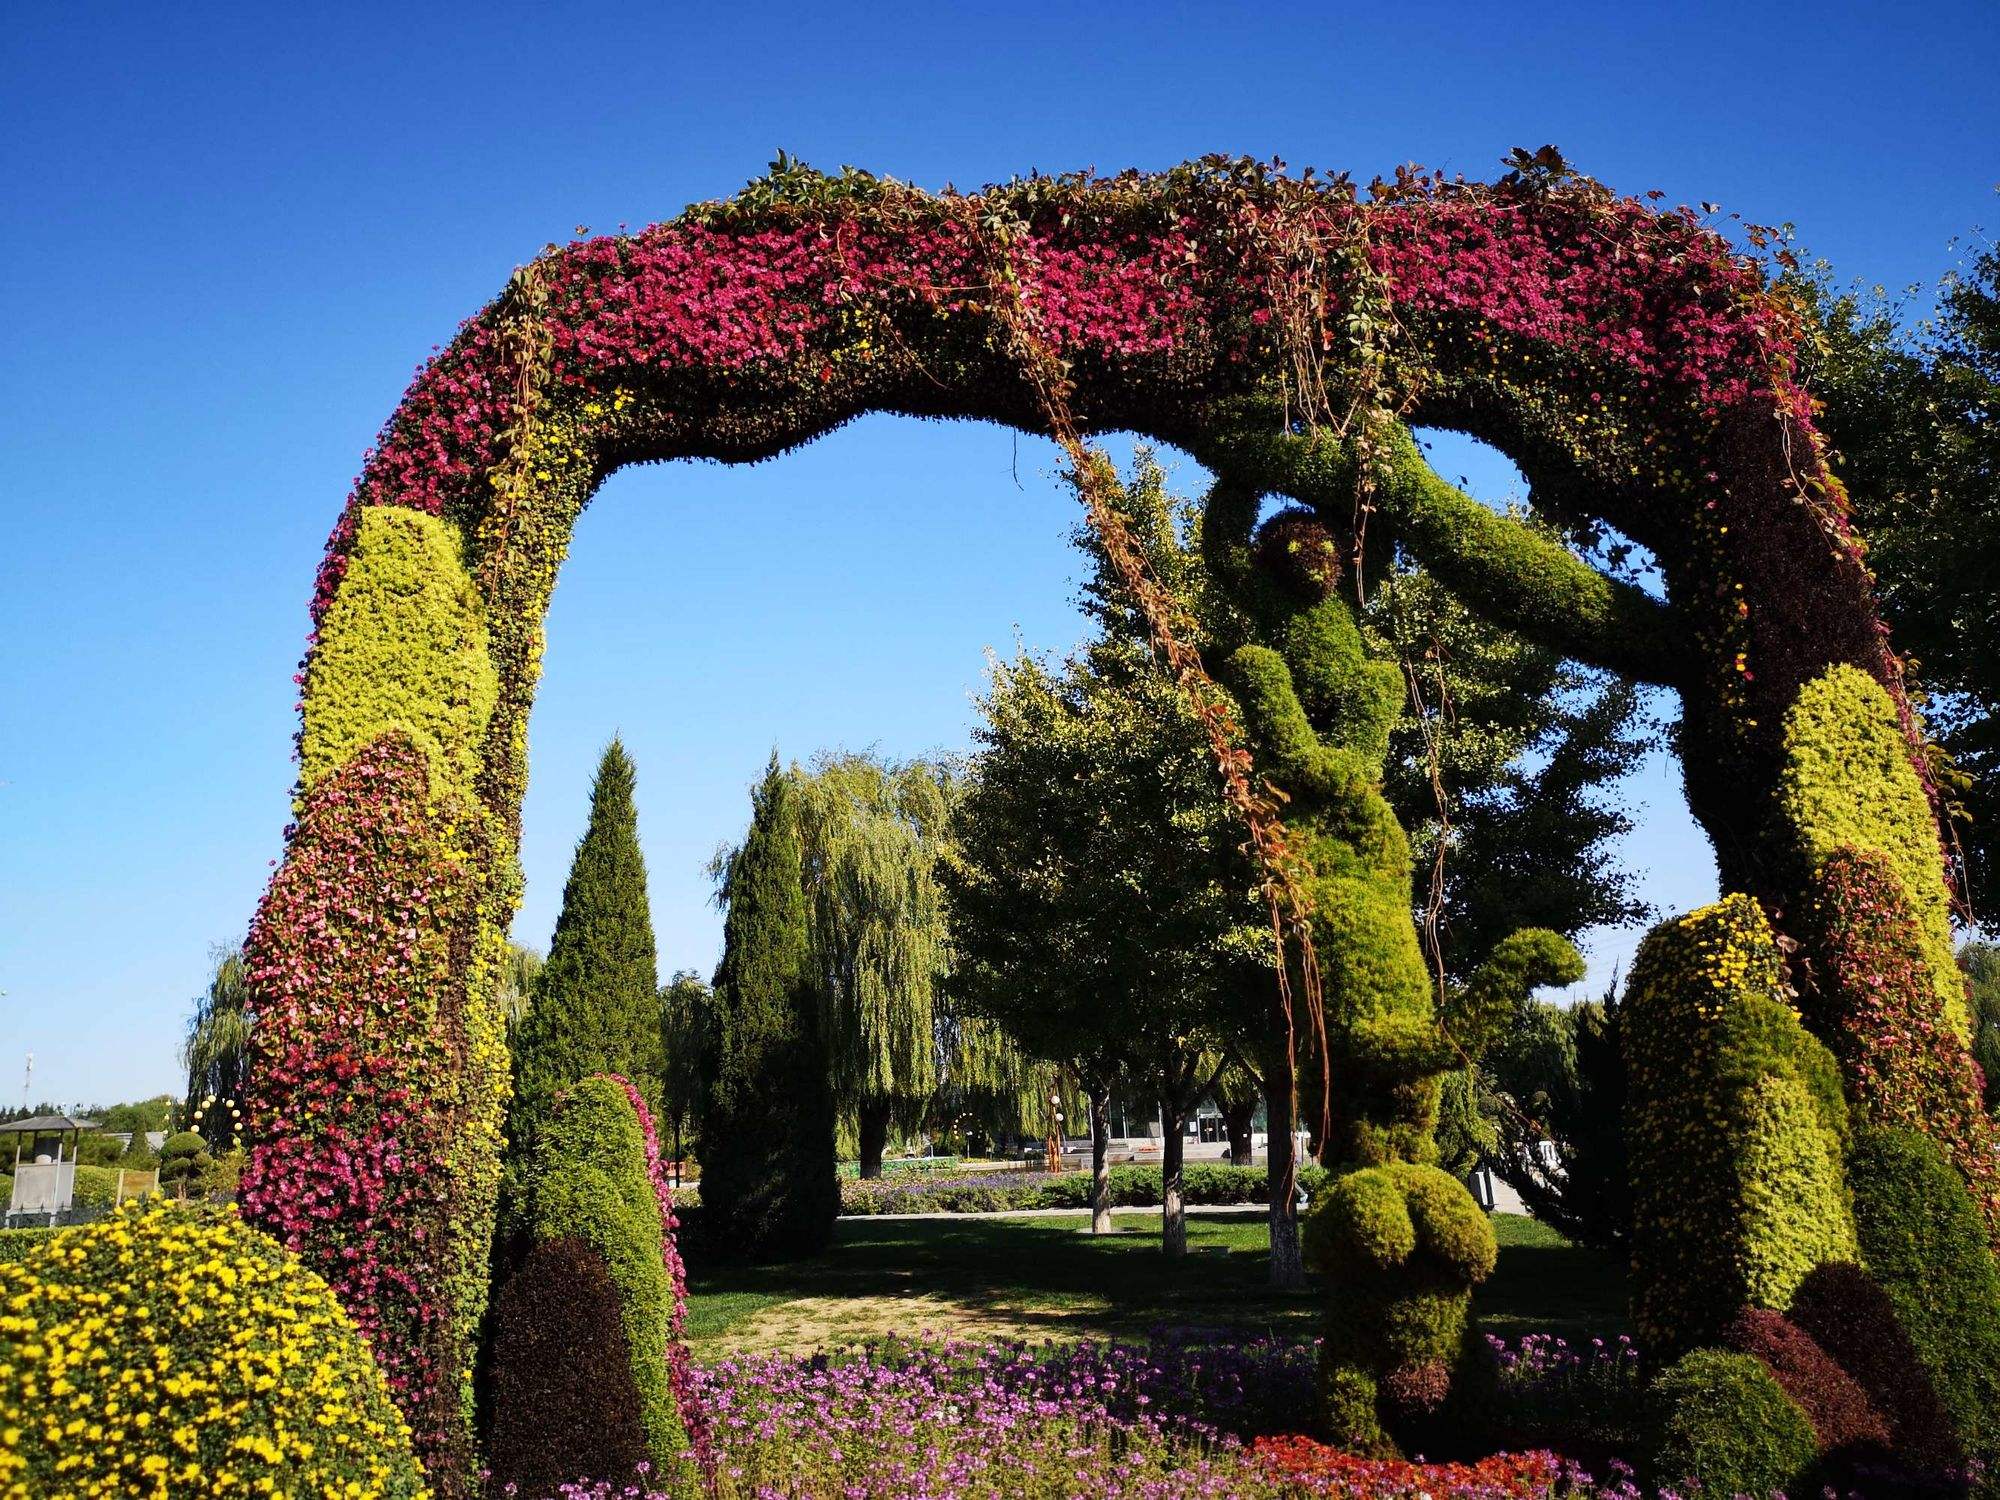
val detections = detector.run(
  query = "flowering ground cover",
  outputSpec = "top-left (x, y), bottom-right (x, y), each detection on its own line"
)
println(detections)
top-left (681, 1210), bottom-right (1627, 1357)
top-left (519, 1334), bottom-right (1654, 1498)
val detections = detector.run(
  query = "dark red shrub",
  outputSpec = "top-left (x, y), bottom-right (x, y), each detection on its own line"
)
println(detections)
top-left (1720, 1307), bottom-right (1890, 1454)
top-left (485, 1237), bottom-right (650, 1497)
top-left (1787, 1262), bottom-right (1962, 1473)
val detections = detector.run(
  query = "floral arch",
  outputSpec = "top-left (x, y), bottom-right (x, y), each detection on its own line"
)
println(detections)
top-left (240, 154), bottom-right (1986, 1485)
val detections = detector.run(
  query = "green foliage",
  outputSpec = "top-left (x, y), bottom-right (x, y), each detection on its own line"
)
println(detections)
top-left (506, 1075), bottom-right (689, 1484)
top-left (91, 1096), bottom-right (175, 1135)
top-left (509, 738), bottom-right (663, 1154)
top-left (1488, 992), bottom-right (1628, 1250)
top-left (495, 941), bottom-right (543, 1035)
top-left (1779, 663), bottom-right (1967, 1037)
top-left (1648, 1347), bottom-right (1817, 1498)
top-left (777, 753), bottom-right (954, 1171)
top-left (658, 969), bottom-right (709, 1165)
top-left (0, 1228), bottom-right (49, 1263)
top-left (1622, 895), bottom-right (1856, 1354)
top-left (1969, 940), bottom-right (2000, 1112)
top-left (299, 505), bottom-right (497, 801)
top-left (1800, 248), bottom-right (2000, 915)
top-left (1370, 552), bottom-right (1651, 979)
top-left (1846, 1126), bottom-right (2000, 1465)
top-left (158, 1130), bottom-right (212, 1196)
top-left (183, 946), bottom-right (250, 1149)
top-left (698, 758), bottom-right (838, 1258)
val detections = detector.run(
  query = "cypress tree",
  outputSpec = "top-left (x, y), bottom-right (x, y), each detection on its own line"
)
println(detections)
top-left (508, 738), bottom-right (662, 1154)
top-left (697, 756), bottom-right (837, 1258)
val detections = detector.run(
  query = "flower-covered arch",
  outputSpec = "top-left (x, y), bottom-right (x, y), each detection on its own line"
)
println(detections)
top-left (242, 154), bottom-right (1985, 1486)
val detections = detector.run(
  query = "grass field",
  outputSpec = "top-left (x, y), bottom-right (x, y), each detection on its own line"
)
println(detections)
top-left (682, 1209), bottom-right (1628, 1356)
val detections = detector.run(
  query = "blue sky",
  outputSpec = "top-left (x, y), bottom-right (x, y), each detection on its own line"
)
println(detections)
top-left (2, 3), bottom-right (1994, 1108)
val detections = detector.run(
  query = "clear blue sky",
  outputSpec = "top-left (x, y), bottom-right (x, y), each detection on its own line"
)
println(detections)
top-left (2, 3), bottom-right (1994, 1108)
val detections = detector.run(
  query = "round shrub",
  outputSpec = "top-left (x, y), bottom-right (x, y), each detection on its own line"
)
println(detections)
top-left (0, 1197), bottom-right (425, 1498)
top-left (1649, 1347), bottom-right (1817, 1498)
top-left (156, 1129), bottom-right (211, 1195)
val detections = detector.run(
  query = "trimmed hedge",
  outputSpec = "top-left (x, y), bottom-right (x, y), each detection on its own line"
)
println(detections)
top-left (490, 1075), bottom-right (690, 1494)
top-left (836, 1162), bottom-right (1332, 1216)
top-left (0, 1227), bottom-right (51, 1263)
top-left (1622, 894), bottom-right (1856, 1354)
top-left (1845, 1126), bottom-right (2000, 1467)
top-left (0, 1198), bottom-right (425, 1498)
top-left (1648, 1347), bottom-right (1817, 1498)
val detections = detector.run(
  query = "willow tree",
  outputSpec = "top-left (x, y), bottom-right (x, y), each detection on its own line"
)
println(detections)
top-left (183, 946), bottom-right (251, 1150)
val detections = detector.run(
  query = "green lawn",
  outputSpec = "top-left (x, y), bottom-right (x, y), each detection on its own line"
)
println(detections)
top-left (683, 1209), bottom-right (1628, 1356)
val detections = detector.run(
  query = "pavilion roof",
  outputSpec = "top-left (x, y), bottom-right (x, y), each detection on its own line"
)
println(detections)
top-left (0, 1114), bottom-right (97, 1135)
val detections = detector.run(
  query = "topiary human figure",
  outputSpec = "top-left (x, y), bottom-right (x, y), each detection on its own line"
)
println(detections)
top-left (1202, 480), bottom-right (1495, 1451)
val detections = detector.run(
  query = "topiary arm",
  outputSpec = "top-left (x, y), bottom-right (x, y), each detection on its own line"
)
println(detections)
top-left (1193, 410), bottom-right (1686, 686)
top-left (1446, 928), bottom-right (1586, 1061)
top-left (1226, 642), bottom-right (1379, 804)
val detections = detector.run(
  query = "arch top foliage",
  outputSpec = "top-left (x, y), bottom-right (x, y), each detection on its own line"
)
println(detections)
top-left (309, 147), bottom-right (1929, 893)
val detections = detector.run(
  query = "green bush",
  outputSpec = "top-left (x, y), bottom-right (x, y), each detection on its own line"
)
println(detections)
top-left (158, 1129), bottom-right (212, 1196)
top-left (492, 1075), bottom-right (690, 1494)
top-left (71, 1162), bottom-right (119, 1209)
top-left (1649, 1347), bottom-right (1817, 1497)
top-left (0, 1227), bottom-right (50, 1263)
top-left (834, 1161), bottom-right (1333, 1215)
top-left (0, 1199), bottom-right (424, 1497)
top-left (1846, 1126), bottom-right (2000, 1465)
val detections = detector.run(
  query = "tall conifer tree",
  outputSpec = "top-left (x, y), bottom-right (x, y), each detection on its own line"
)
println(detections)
top-left (697, 756), bottom-right (838, 1258)
top-left (508, 738), bottom-right (662, 1152)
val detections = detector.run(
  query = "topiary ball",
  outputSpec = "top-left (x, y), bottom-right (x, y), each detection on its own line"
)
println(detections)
top-left (1649, 1347), bottom-right (1817, 1498)
top-left (0, 1197), bottom-right (427, 1499)
top-left (1254, 509), bottom-right (1344, 601)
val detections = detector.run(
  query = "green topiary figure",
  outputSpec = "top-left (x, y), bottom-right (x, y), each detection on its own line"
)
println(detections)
top-left (507, 737), bottom-right (663, 1162)
top-left (1201, 481), bottom-right (1494, 1450)
top-left (697, 756), bottom-right (839, 1259)
top-left (488, 1074), bottom-right (691, 1495)
top-left (1648, 1347), bottom-right (1818, 1498)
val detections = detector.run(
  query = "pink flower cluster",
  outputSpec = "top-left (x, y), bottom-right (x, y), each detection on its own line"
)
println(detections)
top-left (238, 734), bottom-right (472, 1470)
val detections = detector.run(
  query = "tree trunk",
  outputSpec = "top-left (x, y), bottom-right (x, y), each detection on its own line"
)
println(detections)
top-left (1090, 1082), bottom-right (1114, 1234)
top-left (1224, 1097), bottom-right (1256, 1165)
top-left (1160, 1100), bottom-right (1187, 1258)
top-left (857, 1099), bottom-right (891, 1180)
top-left (1264, 1076), bottom-right (1305, 1289)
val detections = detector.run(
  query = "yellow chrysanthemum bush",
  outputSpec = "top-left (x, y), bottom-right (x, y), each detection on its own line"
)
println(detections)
top-left (1622, 894), bottom-right (1857, 1356)
top-left (0, 1198), bottom-right (427, 1500)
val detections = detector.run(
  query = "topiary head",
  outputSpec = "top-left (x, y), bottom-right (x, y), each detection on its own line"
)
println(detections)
top-left (1254, 509), bottom-right (1344, 602)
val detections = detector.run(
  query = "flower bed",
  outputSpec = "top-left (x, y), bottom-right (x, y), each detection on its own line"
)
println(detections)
top-left (504, 1334), bottom-right (1678, 1498)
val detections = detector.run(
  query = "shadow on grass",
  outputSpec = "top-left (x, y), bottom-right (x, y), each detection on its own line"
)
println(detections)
top-left (683, 1209), bottom-right (1629, 1353)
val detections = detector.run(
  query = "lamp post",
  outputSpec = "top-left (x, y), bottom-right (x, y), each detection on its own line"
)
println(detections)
top-left (1044, 1091), bottom-right (1064, 1175)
